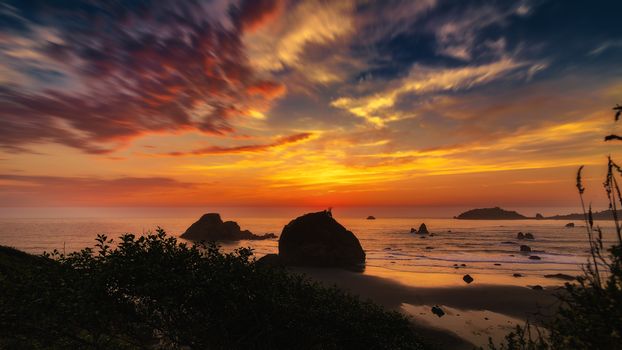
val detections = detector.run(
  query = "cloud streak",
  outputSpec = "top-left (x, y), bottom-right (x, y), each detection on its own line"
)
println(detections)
top-left (164, 132), bottom-right (314, 156)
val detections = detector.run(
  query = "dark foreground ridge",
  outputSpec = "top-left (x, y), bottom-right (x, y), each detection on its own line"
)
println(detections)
top-left (0, 231), bottom-right (427, 350)
top-left (181, 213), bottom-right (276, 241)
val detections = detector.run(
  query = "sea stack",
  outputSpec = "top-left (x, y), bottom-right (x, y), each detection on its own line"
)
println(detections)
top-left (278, 211), bottom-right (365, 270)
top-left (181, 213), bottom-right (277, 241)
top-left (417, 223), bottom-right (429, 234)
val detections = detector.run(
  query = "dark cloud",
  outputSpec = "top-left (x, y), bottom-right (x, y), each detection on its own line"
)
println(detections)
top-left (164, 132), bottom-right (313, 156)
top-left (0, 0), bottom-right (284, 154)
top-left (237, 0), bottom-right (284, 32)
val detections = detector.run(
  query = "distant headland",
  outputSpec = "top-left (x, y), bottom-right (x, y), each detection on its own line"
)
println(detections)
top-left (455, 207), bottom-right (527, 220)
top-left (455, 207), bottom-right (622, 220)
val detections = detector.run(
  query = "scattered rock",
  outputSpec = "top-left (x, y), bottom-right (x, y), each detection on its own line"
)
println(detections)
top-left (509, 254), bottom-right (515, 257)
top-left (383, 247), bottom-right (392, 251)
top-left (484, 317), bottom-right (489, 320)
top-left (461, 263), bottom-right (466, 267)
top-left (529, 255), bottom-right (541, 260)
top-left (447, 230), bottom-right (452, 233)
top-left (256, 254), bottom-right (283, 267)
top-left (278, 211), bottom-right (366, 270)
top-left (366, 216), bottom-right (376, 220)
top-left (565, 222), bottom-right (575, 228)
top-left (524, 233), bottom-right (535, 240)
top-left (520, 245), bottom-right (532, 252)
top-left (463, 274), bottom-right (474, 284)
top-left (431, 306), bottom-right (445, 317)
top-left (532, 285), bottom-right (544, 290)
top-left (419, 236), bottom-right (426, 239)
top-left (429, 233), bottom-right (435, 237)
top-left (494, 263), bottom-right (501, 266)
top-left (181, 213), bottom-right (276, 241)
top-left (410, 228), bottom-right (416, 233)
top-left (517, 232), bottom-right (525, 240)
top-left (513, 273), bottom-right (523, 277)
top-left (425, 246), bottom-right (434, 250)
top-left (417, 223), bottom-right (429, 234)
top-left (544, 273), bottom-right (576, 281)
top-left (502, 241), bottom-right (518, 244)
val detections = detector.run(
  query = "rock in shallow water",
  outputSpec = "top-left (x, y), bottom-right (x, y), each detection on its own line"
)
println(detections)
top-left (463, 274), bottom-right (474, 284)
top-left (181, 213), bottom-right (276, 241)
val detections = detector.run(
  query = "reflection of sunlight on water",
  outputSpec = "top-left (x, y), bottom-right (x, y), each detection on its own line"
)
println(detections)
top-left (401, 303), bottom-right (527, 347)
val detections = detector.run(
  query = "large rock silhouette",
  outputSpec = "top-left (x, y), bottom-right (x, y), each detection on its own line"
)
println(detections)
top-left (278, 211), bottom-right (365, 270)
top-left (181, 213), bottom-right (276, 241)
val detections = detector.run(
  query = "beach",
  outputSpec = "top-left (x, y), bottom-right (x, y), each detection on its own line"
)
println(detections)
top-left (295, 266), bottom-right (560, 348)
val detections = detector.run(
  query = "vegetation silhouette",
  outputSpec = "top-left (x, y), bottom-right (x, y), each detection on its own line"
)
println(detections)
top-left (0, 229), bottom-right (427, 349)
top-left (486, 104), bottom-right (622, 349)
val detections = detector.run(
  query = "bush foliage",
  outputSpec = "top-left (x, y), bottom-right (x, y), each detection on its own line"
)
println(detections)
top-left (0, 229), bottom-right (427, 350)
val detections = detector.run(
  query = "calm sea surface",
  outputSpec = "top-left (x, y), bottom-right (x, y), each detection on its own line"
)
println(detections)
top-left (0, 212), bottom-right (616, 288)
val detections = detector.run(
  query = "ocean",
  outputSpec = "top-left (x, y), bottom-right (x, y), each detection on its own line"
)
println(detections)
top-left (0, 208), bottom-right (616, 288)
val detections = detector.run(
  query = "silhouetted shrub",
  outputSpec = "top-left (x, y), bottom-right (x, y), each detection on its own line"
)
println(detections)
top-left (0, 229), bottom-right (427, 349)
top-left (486, 105), bottom-right (622, 349)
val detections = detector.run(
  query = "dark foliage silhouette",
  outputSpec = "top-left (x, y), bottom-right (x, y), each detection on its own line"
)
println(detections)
top-left (0, 229), bottom-right (427, 349)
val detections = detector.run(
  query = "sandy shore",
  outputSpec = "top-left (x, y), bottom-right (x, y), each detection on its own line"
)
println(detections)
top-left (292, 267), bottom-right (561, 349)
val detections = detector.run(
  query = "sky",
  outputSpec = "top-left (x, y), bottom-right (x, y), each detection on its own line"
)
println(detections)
top-left (1, 0), bottom-right (622, 212)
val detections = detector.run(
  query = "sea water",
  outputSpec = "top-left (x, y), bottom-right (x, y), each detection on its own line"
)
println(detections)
top-left (0, 211), bottom-right (616, 288)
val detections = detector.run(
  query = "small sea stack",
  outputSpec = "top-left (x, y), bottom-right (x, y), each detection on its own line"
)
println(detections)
top-left (417, 223), bottom-right (429, 234)
top-left (565, 222), bottom-right (575, 228)
top-left (366, 215), bottom-right (376, 220)
top-left (181, 213), bottom-right (277, 241)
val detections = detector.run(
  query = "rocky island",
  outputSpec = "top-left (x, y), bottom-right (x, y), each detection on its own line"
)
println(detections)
top-left (180, 213), bottom-right (277, 241)
top-left (260, 210), bottom-right (366, 271)
top-left (455, 207), bottom-right (527, 220)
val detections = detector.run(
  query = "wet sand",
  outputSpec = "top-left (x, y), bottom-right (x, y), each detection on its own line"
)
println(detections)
top-left (293, 267), bottom-right (561, 349)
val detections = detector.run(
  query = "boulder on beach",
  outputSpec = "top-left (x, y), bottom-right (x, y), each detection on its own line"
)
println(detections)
top-left (256, 254), bottom-right (283, 268)
top-left (565, 222), bottom-right (575, 228)
top-left (366, 216), bottom-right (376, 220)
top-left (524, 233), bottom-right (535, 240)
top-left (517, 232), bottom-right (525, 239)
top-left (278, 211), bottom-right (365, 270)
top-left (417, 223), bottom-right (429, 234)
top-left (181, 213), bottom-right (276, 241)
top-left (544, 273), bottom-right (576, 281)
top-left (463, 274), bottom-right (474, 284)
top-left (431, 306), bottom-right (445, 317)
top-left (520, 245), bottom-right (531, 252)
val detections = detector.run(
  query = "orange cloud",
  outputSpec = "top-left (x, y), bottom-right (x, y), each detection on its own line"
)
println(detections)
top-left (164, 132), bottom-right (313, 156)
top-left (247, 81), bottom-right (287, 99)
top-left (238, 0), bottom-right (285, 33)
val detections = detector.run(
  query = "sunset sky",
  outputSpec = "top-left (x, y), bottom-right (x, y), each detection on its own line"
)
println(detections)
top-left (1, 0), bottom-right (622, 211)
